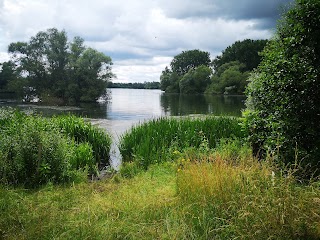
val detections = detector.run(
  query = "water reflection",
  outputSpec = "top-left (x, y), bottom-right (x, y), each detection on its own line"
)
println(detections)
top-left (1, 89), bottom-right (246, 118)
top-left (160, 93), bottom-right (245, 116)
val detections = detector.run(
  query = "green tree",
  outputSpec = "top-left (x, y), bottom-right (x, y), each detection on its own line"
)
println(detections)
top-left (8, 31), bottom-right (53, 91)
top-left (180, 65), bottom-right (212, 94)
top-left (213, 39), bottom-right (268, 72)
top-left (75, 48), bottom-right (113, 102)
top-left (206, 61), bottom-right (249, 94)
top-left (7, 28), bottom-right (113, 103)
top-left (160, 49), bottom-right (211, 93)
top-left (160, 67), bottom-right (171, 91)
top-left (170, 49), bottom-right (211, 76)
top-left (245, 0), bottom-right (320, 176)
top-left (160, 67), bottom-right (180, 93)
top-left (0, 61), bottom-right (17, 90)
top-left (69, 36), bottom-right (86, 67)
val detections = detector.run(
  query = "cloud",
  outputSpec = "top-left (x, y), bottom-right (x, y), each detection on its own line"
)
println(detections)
top-left (113, 57), bottom-right (171, 83)
top-left (0, 0), bottom-right (294, 83)
top-left (160, 0), bottom-right (290, 22)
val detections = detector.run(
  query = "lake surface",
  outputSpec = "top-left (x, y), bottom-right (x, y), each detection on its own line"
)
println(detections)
top-left (0, 89), bottom-right (246, 168)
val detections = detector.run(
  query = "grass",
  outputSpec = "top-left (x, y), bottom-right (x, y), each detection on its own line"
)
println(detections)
top-left (0, 163), bottom-right (177, 239)
top-left (119, 116), bottom-right (246, 169)
top-left (1, 110), bottom-right (319, 238)
top-left (176, 144), bottom-right (320, 239)
top-left (1, 141), bottom-right (319, 239)
top-left (53, 114), bottom-right (112, 165)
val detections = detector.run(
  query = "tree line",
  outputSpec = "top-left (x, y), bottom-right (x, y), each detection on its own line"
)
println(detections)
top-left (107, 81), bottom-right (160, 89)
top-left (0, 28), bottom-right (113, 103)
top-left (160, 39), bottom-right (268, 94)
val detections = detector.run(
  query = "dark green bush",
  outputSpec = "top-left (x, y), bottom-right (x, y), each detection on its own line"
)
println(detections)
top-left (0, 108), bottom-right (111, 187)
top-left (245, 0), bottom-right (320, 176)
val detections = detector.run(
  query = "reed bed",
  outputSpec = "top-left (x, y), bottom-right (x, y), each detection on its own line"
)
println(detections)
top-left (53, 115), bottom-right (112, 165)
top-left (119, 116), bottom-right (245, 169)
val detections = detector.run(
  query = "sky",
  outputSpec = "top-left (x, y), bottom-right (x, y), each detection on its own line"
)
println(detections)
top-left (0, 0), bottom-right (294, 83)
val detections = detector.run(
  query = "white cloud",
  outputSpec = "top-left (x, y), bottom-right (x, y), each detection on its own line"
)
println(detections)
top-left (0, 0), bottom-right (293, 83)
top-left (113, 56), bottom-right (172, 83)
top-left (0, 52), bottom-right (9, 62)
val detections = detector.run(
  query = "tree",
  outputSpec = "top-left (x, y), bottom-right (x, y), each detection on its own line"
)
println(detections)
top-left (245, 0), bottom-right (320, 176)
top-left (206, 61), bottom-right (249, 94)
top-left (160, 49), bottom-right (211, 93)
top-left (180, 65), bottom-right (212, 94)
top-left (160, 67), bottom-right (171, 91)
top-left (170, 49), bottom-right (211, 76)
top-left (0, 61), bottom-right (17, 90)
top-left (160, 67), bottom-right (180, 93)
top-left (75, 48), bottom-right (113, 102)
top-left (213, 39), bottom-right (268, 72)
top-left (7, 28), bottom-right (114, 102)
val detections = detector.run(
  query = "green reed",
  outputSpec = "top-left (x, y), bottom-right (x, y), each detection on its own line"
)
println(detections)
top-left (53, 115), bottom-right (112, 165)
top-left (119, 116), bottom-right (246, 169)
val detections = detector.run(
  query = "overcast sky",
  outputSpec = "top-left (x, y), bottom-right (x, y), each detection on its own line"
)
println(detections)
top-left (0, 0), bottom-right (293, 83)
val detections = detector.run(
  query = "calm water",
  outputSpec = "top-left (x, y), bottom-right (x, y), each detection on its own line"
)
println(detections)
top-left (0, 89), bottom-right (246, 168)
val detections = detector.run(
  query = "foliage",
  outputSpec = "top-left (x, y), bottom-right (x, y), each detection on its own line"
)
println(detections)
top-left (160, 41), bottom-right (266, 94)
top-left (5, 28), bottom-right (114, 103)
top-left (206, 61), bottom-right (250, 94)
top-left (170, 49), bottom-right (211, 76)
top-left (119, 116), bottom-right (245, 169)
top-left (179, 65), bottom-right (212, 94)
top-left (245, 0), bottom-right (320, 176)
top-left (204, 39), bottom-right (267, 95)
top-left (52, 115), bottom-right (112, 165)
top-left (108, 81), bottom-right (160, 89)
top-left (1, 144), bottom-right (319, 239)
top-left (160, 67), bottom-right (180, 93)
top-left (0, 61), bottom-right (17, 90)
top-left (212, 39), bottom-right (268, 72)
top-left (0, 108), bottom-right (111, 187)
top-left (160, 49), bottom-right (211, 93)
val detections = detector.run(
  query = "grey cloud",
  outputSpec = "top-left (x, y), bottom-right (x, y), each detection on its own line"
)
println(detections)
top-left (161, 0), bottom-right (293, 29)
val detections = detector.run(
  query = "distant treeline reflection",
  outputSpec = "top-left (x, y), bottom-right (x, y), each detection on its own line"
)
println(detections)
top-left (160, 94), bottom-right (246, 116)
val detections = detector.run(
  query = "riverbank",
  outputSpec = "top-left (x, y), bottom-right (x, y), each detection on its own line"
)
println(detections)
top-left (0, 109), bottom-right (319, 239)
top-left (1, 144), bottom-right (319, 239)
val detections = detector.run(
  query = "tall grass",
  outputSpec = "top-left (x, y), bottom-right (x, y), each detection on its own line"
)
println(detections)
top-left (53, 115), bottom-right (112, 165)
top-left (119, 116), bottom-right (245, 169)
top-left (0, 108), bottom-right (112, 187)
top-left (0, 164), bottom-right (178, 240)
top-left (176, 142), bottom-right (320, 239)
top-left (1, 142), bottom-right (319, 239)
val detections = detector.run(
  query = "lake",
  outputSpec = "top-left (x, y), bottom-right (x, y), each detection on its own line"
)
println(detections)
top-left (0, 88), bottom-right (246, 168)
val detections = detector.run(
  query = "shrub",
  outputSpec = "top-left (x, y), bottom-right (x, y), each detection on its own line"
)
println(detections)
top-left (0, 108), bottom-right (111, 187)
top-left (245, 0), bottom-right (320, 176)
